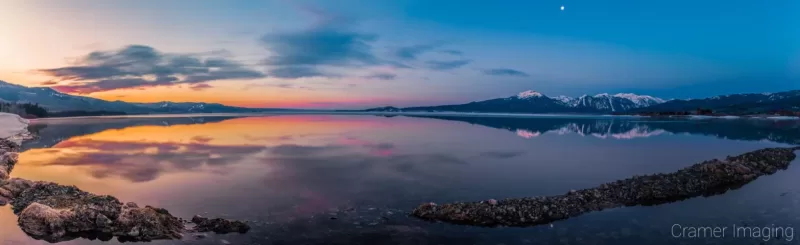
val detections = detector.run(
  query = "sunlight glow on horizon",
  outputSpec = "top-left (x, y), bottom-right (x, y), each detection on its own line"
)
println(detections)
top-left (1, 0), bottom-right (796, 108)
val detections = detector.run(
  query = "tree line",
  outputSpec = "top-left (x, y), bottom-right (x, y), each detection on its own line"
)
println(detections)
top-left (1, 102), bottom-right (128, 118)
top-left (0, 102), bottom-right (48, 118)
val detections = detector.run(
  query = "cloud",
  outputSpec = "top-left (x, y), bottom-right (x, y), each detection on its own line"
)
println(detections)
top-left (425, 59), bottom-right (472, 70)
top-left (440, 49), bottom-right (464, 56)
top-left (481, 68), bottom-right (530, 77)
top-left (260, 24), bottom-right (386, 79)
top-left (189, 83), bottom-right (214, 91)
top-left (394, 43), bottom-right (443, 60)
top-left (37, 45), bottom-right (266, 93)
top-left (362, 72), bottom-right (396, 80)
top-left (268, 66), bottom-right (332, 79)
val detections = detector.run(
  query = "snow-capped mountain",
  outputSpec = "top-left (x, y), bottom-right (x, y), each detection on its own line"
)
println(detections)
top-left (0, 80), bottom-right (277, 114)
top-left (394, 90), bottom-right (666, 113)
top-left (560, 93), bottom-right (665, 112)
top-left (628, 90), bottom-right (800, 114)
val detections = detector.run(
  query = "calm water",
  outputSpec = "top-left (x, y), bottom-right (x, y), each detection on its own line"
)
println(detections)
top-left (3, 115), bottom-right (800, 245)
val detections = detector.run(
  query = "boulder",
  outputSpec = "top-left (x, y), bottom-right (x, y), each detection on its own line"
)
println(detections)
top-left (191, 215), bottom-right (251, 234)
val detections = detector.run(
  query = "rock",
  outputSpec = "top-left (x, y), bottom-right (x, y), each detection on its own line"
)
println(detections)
top-left (0, 197), bottom-right (7, 206)
top-left (412, 147), bottom-right (799, 227)
top-left (191, 215), bottom-right (251, 234)
top-left (114, 205), bottom-right (184, 241)
top-left (17, 202), bottom-right (68, 241)
top-left (0, 187), bottom-right (12, 198)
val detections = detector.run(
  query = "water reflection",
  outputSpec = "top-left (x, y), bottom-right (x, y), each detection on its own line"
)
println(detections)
top-left (411, 115), bottom-right (800, 144)
top-left (4, 115), bottom-right (800, 245)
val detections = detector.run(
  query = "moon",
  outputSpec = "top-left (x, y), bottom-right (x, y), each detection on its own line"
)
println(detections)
top-left (560, 5), bottom-right (565, 11)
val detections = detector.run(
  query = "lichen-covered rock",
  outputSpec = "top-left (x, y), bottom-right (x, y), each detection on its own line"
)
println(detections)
top-left (8, 182), bottom-right (185, 242)
top-left (1, 178), bottom-right (35, 198)
top-left (18, 202), bottom-right (70, 241)
top-left (191, 215), bottom-right (251, 234)
top-left (412, 147), bottom-right (800, 227)
top-left (0, 148), bottom-right (18, 181)
top-left (114, 205), bottom-right (184, 241)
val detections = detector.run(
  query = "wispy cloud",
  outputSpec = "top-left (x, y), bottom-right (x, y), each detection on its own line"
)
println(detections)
top-left (268, 66), bottom-right (333, 79)
top-left (362, 72), bottom-right (396, 80)
top-left (425, 59), bottom-right (471, 70)
top-left (439, 49), bottom-right (463, 56)
top-left (481, 68), bottom-right (530, 77)
top-left (189, 83), bottom-right (214, 91)
top-left (394, 43), bottom-right (443, 60)
top-left (37, 45), bottom-right (266, 94)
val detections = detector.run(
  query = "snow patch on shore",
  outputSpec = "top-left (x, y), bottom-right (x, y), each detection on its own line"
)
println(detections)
top-left (0, 113), bottom-right (30, 145)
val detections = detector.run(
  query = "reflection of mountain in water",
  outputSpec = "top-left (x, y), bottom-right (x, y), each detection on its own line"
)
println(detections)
top-left (411, 116), bottom-right (800, 144)
top-left (22, 116), bottom-right (243, 149)
top-left (515, 122), bottom-right (667, 139)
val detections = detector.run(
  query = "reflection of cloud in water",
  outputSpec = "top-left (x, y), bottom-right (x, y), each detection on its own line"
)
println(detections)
top-left (270, 144), bottom-right (343, 156)
top-left (478, 151), bottom-right (526, 159)
top-left (25, 139), bottom-right (266, 182)
top-left (338, 136), bottom-right (397, 156)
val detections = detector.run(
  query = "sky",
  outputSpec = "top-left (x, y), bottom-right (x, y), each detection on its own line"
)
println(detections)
top-left (0, 0), bottom-right (798, 109)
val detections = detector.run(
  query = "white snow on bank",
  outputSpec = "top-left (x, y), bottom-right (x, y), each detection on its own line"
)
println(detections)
top-left (0, 113), bottom-right (30, 144)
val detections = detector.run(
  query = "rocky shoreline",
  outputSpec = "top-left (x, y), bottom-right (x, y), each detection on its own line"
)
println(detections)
top-left (0, 134), bottom-right (250, 242)
top-left (412, 146), bottom-right (800, 227)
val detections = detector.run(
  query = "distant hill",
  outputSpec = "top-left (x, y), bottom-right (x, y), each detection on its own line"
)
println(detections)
top-left (0, 80), bottom-right (288, 114)
top-left (627, 90), bottom-right (800, 115)
top-left (367, 90), bottom-right (665, 114)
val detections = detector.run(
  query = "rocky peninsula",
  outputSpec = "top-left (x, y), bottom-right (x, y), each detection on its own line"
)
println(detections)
top-left (0, 113), bottom-right (249, 242)
top-left (412, 146), bottom-right (800, 227)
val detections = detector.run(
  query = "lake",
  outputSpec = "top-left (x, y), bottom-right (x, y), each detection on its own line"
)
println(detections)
top-left (3, 114), bottom-right (800, 245)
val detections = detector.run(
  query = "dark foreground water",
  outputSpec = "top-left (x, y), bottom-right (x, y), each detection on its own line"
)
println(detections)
top-left (3, 114), bottom-right (800, 245)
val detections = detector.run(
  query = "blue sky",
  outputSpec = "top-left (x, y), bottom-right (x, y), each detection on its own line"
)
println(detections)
top-left (1, 0), bottom-right (797, 108)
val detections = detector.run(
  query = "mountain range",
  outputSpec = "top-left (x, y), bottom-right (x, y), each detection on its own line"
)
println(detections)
top-left (0, 80), bottom-right (284, 114)
top-left (373, 90), bottom-right (667, 114)
top-left (1, 79), bottom-right (798, 116)
top-left (367, 89), bottom-right (800, 115)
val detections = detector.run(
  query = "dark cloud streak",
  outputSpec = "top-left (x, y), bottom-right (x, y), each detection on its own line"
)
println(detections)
top-left (38, 45), bottom-right (266, 94)
top-left (425, 59), bottom-right (472, 70)
top-left (394, 43), bottom-right (443, 60)
top-left (482, 68), bottom-right (530, 77)
top-left (363, 72), bottom-right (396, 80)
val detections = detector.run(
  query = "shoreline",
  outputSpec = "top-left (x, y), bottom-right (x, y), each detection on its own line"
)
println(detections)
top-left (29, 111), bottom-right (800, 121)
top-left (411, 147), bottom-right (800, 227)
top-left (0, 118), bottom-right (250, 242)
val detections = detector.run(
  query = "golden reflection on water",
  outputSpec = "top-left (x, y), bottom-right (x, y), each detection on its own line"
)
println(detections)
top-left (11, 115), bottom-right (407, 203)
